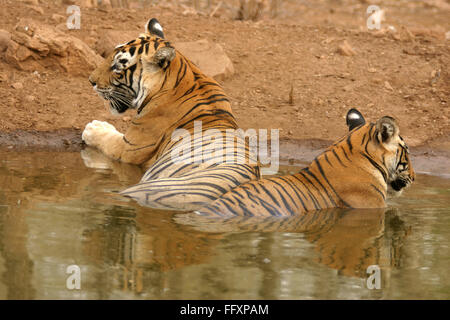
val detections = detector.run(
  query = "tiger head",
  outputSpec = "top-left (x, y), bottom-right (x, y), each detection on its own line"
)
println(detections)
top-left (346, 108), bottom-right (415, 196)
top-left (88, 18), bottom-right (176, 114)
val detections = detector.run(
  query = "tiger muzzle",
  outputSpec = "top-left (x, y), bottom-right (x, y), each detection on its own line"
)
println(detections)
top-left (390, 176), bottom-right (412, 191)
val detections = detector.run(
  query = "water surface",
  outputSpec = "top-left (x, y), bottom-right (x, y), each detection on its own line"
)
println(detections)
top-left (0, 151), bottom-right (449, 299)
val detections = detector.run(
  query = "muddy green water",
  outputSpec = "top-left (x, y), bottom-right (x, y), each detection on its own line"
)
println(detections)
top-left (0, 151), bottom-right (449, 299)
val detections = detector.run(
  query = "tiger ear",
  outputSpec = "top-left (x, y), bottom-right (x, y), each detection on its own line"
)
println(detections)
top-left (376, 116), bottom-right (399, 144)
top-left (149, 46), bottom-right (176, 70)
top-left (145, 18), bottom-right (165, 38)
top-left (346, 108), bottom-right (366, 131)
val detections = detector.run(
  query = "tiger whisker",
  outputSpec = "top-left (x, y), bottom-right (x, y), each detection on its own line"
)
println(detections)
top-left (112, 95), bottom-right (132, 106)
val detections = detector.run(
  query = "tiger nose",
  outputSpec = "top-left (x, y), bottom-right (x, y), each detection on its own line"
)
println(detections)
top-left (88, 76), bottom-right (96, 87)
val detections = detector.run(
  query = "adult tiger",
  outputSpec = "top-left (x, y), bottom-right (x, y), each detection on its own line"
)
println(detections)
top-left (82, 18), bottom-right (260, 210)
top-left (195, 109), bottom-right (415, 217)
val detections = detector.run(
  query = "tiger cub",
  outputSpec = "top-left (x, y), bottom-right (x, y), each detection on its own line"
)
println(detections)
top-left (195, 109), bottom-right (415, 217)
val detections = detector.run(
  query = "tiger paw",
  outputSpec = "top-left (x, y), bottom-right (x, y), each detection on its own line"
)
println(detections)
top-left (82, 120), bottom-right (123, 147)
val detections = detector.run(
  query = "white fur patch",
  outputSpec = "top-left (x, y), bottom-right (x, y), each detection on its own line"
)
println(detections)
top-left (153, 22), bottom-right (163, 32)
top-left (115, 52), bottom-right (131, 61)
top-left (348, 112), bottom-right (361, 120)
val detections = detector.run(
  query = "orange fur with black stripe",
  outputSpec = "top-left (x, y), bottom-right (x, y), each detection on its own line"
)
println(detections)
top-left (82, 18), bottom-right (260, 210)
top-left (196, 109), bottom-right (415, 217)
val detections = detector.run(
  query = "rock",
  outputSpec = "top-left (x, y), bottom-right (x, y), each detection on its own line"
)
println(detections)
top-left (0, 29), bottom-right (11, 52)
top-left (426, 0), bottom-right (450, 10)
top-left (12, 82), bottom-right (23, 90)
top-left (83, 36), bottom-right (97, 48)
top-left (387, 25), bottom-right (397, 33)
top-left (94, 30), bottom-right (137, 57)
top-left (430, 69), bottom-right (441, 86)
top-left (175, 39), bottom-right (235, 81)
top-left (51, 14), bottom-right (66, 24)
top-left (182, 7), bottom-right (198, 16)
top-left (99, 0), bottom-right (112, 10)
top-left (386, 26), bottom-right (401, 41)
top-left (337, 40), bottom-right (356, 56)
top-left (407, 27), bottom-right (446, 41)
top-left (384, 81), bottom-right (393, 91)
top-left (4, 18), bottom-right (102, 76)
top-left (24, 95), bottom-right (35, 102)
top-left (15, 44), bottom-right (33, 61)
top-left (367, 67), bottom-right (377, 73)
top-left (0, 72), bottom-right (7, 82)
top-left (29, 5), bottom-right (44, 15)
top-left (55, 23), bottom-right (68, 32)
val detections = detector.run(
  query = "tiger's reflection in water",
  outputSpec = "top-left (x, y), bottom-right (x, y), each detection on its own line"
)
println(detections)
top-left (79, 206), bottom-right (409, 297)
top-left (174, 208), bottom-right (409, 278)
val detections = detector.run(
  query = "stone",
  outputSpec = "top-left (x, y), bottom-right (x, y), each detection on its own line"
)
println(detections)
top-left (175, 39), bottom-right (235, 81)
top-left (51, 14), bottom-right (66, 24)
top-left (4, 18), bottom-right (102, 76)
top-left (384, 81), bottom-right (394, 91)
top-left (12, 82), bottom-right (23, 90)
top-left (29, 5), bottom-right (44, 15)
top-left (0, 29), bottom-right (11, 52)
top-left (337, 40), bottom-right (356, 56)
top-left (24, 95), bottom-right (35, 102)
top-left (94, 30), bottom-right (137, 57)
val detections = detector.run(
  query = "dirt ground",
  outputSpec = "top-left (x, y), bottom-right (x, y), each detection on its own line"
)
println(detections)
top-left (0, 0), bottom-right (449, 172)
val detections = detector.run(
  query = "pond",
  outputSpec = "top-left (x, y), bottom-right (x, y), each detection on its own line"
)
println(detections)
top-left (0, 150), bottom-right (449, 299)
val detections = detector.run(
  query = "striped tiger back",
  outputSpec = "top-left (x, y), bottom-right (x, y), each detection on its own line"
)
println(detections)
top-left (195, 109), bottom-right (415, 217)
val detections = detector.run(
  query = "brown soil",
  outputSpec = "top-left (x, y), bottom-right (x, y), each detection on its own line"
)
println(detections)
top-left (0, 0), bottom-right (449, 173)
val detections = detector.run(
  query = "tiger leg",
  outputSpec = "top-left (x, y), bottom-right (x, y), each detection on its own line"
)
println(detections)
top-left (341, 189), bottom-right (387, 208)
top-left (82, 120), bottom-right (126, 161)
top-left (82, 120), bottom-right (161, 165)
